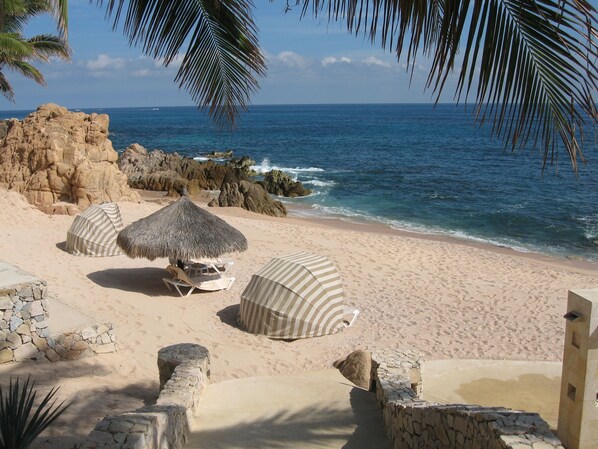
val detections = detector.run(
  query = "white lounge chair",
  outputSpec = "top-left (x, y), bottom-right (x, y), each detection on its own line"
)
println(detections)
top-left (162, 265), bottom-right (235, 296)
top-left (168, 257), bottom-right (234, 275)
top-left (188, 258), bottom-right (234, 276)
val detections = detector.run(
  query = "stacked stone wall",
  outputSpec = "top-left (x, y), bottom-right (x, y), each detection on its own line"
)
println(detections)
top-left (84, 343), bottom-right (210, 449)
top-left (371, 349), bottom-right (564, 449)
top-left (0, 277), bottom-right (115, 363)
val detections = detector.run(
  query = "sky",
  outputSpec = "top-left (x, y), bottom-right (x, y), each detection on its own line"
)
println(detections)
top-left (4, 0), bottom-right (464, 111)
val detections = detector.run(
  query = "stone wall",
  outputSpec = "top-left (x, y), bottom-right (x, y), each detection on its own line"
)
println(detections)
top-left (371, 349), bottom-right (564, 449)
top-left (84, 343), bottom-right (210, 449)
top-left (0, 263), bottom-right (116, 363)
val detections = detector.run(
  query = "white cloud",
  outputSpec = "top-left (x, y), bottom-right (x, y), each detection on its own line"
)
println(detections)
top-left (321, 56), bottom-right (352, 66)
top-left (86, 54), bottom-right (125, 71)
top-left (401, 61), bottom-right (426, 71)
top-left (361, 56), bottom-right (391, 68)
top-left (273, 51), bottom-right (308, 69)
top-left (152, 53), bottom-right (186, 69)
top-left (132, 69), bottom-right (152, 78)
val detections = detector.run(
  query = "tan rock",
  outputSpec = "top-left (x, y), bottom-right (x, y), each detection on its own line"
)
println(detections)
top-left (333, 349), bottom-right (372, 390)
top-left (0, 103), bottom-right (140, 213)
top-left (13, 342), bottom-right (38, 361)
top-left (0, 348), bottom-right (13, 364)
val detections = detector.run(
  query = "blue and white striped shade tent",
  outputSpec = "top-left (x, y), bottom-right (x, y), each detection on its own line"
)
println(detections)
top-left (66, 203), bottom-right (124, 256)
top-left (239, 252), bottom-right (345, 339)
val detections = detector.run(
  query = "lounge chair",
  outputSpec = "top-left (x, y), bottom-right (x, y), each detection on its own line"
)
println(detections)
top-left (188, 258), bottom-right (234, 276)
top-left (168, 257), bottom-right (234, 275)
top-left (343, 306), bottom-right (360, 327)
top-left (162, 265), bottom-right (235, 296)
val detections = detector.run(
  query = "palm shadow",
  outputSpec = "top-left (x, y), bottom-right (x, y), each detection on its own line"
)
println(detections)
top-left (1, 358), bottom-right (159, 449)
top-left (87, 267), bottom-right (169, 297)
top-left (188, 389), bottom-right (390, 449)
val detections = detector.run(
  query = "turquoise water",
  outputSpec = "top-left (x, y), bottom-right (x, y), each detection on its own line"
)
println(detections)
top-left (3, 104), bottom-right (597, 261)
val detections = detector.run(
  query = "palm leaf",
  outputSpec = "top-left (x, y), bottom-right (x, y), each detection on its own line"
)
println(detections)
top-left (0, 377), bottom-right (70, 449)
top-left (27, 33), bottom-right (69, 60)
top-left (0, 57), bottom-right (44, 84)
top-left (0, 71), bottom-right (15, 100)
top-left (298, 0), bottom-right (597, 172)
top-left (0, 32), bottom-right (32, 58)
top-left (97, 0), bottom-right (265, 127)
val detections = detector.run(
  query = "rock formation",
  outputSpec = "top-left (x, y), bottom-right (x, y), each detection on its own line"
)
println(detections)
top-left (118, 144), bottom-right (248, 194)
top-left (259, 169), bottom-right (312, 197)
top-left (204, 150), bottom-right (233, 159)
top-left (210, 180), bottom-right (287, 217)
top-left (0, 104), bottom-right (140, 213)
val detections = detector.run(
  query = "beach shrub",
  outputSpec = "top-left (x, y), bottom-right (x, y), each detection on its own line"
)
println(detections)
top-left (0, 377), bottom-right (69, 449)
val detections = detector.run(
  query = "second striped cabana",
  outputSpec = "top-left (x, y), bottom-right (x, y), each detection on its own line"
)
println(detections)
top-left (239, 252), bottom-right (345, 339)
top-left (66, 203), bottom-right (124, 257)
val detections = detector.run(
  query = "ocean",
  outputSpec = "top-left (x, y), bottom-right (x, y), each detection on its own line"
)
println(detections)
top-left (3, 104), bottom-right (597, 261)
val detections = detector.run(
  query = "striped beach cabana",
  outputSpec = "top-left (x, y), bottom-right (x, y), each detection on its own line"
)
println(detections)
top-left (239, 252), bottom-right (345, 339)
top-left (66, 203), bottom-right (124, 256)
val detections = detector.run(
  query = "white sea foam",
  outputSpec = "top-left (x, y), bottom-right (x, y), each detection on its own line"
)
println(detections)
top-left (291, 203), bottom-right (550, 256)
top-left (251, 158), bottom-right (324, 175)
top-left (577, 214), bottom-right (598, 239)
top-left (303, 179), bottom-right (335, 187)
top-left (193, 156), bottom-right (209, 162)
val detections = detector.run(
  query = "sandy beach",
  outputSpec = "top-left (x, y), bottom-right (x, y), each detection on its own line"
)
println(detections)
top-left (1, 189), bottom-right (597, 443)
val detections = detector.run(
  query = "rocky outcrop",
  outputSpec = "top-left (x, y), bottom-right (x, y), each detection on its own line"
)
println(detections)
top-left (204, 150), bottom-right (233, 159)
top-left (210, 180), bottom-right (287, 217)
top-left (260, 169), bottom-right (312, 197)
top-left (0, 104), bottom-right (140, 212)
top-left (118, 144), bottom-right (248, 194)
top-left (226, 155), bottom-right (256, 175)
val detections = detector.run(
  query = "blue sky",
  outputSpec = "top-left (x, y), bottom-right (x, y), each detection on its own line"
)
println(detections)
top-left (5, 1), bottom-right (462, 110)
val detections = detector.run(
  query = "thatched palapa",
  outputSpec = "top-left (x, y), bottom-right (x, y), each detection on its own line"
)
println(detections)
top-left (117, 195), bottom-right (247, 260)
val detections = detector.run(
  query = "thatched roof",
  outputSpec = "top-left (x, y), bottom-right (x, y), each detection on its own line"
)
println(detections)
top-left (117, 196), bottom-right (247, 260)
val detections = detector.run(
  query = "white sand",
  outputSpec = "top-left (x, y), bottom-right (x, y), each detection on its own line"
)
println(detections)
top-left (0, 189), bottom-right (596, 442)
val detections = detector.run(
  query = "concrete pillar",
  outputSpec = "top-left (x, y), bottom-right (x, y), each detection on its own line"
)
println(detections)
top-left (558, 288), bottom-right (598, 449)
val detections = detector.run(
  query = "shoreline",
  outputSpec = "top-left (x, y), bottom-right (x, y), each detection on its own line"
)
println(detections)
top-left (143, 189), bottom-right (598, 276)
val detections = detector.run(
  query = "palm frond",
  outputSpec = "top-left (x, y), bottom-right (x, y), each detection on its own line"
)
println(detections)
top-left (0, 377), bottom-right (70, 449)
top-left (2, 59), bottom-right (44, 84)
top-left (47, 0), bottom-right (68, 38)
top-left (0, 32), bottom-right (33, 57)
top-left (0, 71), bottom-right (15, 100)
top-left (298, 0), bottom-right (597, 172)
top-left (27, 33), bottom-right (70, 60)
top-left (97, 0), bottom-right (265, 127)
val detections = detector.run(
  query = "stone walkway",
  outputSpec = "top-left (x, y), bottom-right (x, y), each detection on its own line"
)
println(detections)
top-left (187, 369), bottom-right (391, 449)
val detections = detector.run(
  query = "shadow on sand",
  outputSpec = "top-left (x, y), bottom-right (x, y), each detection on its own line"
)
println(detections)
top-left (187, 388), bottom-right (390, 449)
top-left (216, 304), bottom-right (240, 328)
top-left (1, 358), bottom-right (159, 449)
top-left (87, 267), bottom-right (169, 297)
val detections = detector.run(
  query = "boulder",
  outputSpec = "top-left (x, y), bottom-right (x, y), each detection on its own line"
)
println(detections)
top-left (226, 155), bottom-right (256, 175)
top-left (214, 181), bottom-right (287, 217)
top-left (0, 104), bottom-right (140, 212)
top-left (118, 144), bottom-right (248, 192)
top-left (333, 350), bottom-right (372, 390)
top-left (204, 150), bottom-right (233, 159)
top-left (260, 169), bottom-right (312, 197)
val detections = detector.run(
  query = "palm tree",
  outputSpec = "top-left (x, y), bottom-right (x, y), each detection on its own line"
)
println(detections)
top-left (4, 1), bottom-right (598, 171)
top-left (0, 0), bottom-right (70, 101)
